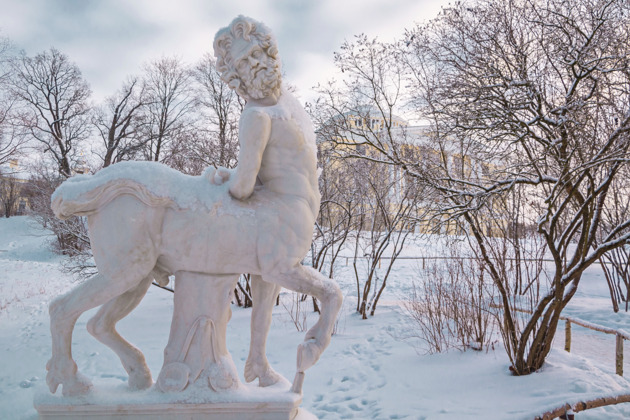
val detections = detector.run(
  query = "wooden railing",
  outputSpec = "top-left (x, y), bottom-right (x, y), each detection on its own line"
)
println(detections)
top-left (562, 317), bottom-right (629, 376)
top-left (491, 303), bottom-right (629, 376)
top-left (535, 394), bottom-right (630, 420)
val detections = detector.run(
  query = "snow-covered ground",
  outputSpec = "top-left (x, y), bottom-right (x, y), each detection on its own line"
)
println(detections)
top-left (2, 216), bottom-right (630, 419)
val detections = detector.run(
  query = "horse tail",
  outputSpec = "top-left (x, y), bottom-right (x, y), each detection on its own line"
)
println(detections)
top-left (51, 179), bottom-right (175, 220)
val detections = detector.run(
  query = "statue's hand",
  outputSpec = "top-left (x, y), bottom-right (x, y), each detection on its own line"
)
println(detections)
top-left (208, 166), bottom-right (232, 185)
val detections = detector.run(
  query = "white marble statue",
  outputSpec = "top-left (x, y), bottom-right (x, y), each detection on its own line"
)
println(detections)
top-left (45, 15), bottom-right (343, 398)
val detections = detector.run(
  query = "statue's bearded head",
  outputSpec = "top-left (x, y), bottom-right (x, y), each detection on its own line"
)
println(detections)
top-left (214, 16), bottom-right (282, 101)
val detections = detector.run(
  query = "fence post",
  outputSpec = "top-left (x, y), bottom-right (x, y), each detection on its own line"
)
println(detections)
top-left (616, 333), bottom-right (624, 376)
top-left (422, 258), bottom-right (425, 270)
top-left (565, 320), bottom-right (571, 353)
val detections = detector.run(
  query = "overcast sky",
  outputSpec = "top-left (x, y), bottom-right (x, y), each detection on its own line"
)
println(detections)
top-left (0, 0), bottom-right (448, 103)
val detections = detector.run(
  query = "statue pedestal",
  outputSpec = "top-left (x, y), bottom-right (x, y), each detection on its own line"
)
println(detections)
top-left (156, 272), bottom-right (241, 393)
top-left (34, 382), bottom-right (317, 419)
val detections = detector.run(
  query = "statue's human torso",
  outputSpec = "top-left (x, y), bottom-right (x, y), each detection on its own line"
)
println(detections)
top-left (252, 91), bottom-right (321, 220)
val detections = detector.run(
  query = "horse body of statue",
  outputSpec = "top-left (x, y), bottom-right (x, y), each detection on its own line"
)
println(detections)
top-left (54, 91), bottom-right (319, 278)
top-left (45, 16), bottom-right (342, 398)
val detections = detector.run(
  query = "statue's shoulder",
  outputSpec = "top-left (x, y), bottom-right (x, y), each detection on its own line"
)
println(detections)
top-left (240, 107), bottom-right (273, 133)
top-left (245, 91), bottom-right (298, 122)
top-left (242, 106), bottom-right (274, 119)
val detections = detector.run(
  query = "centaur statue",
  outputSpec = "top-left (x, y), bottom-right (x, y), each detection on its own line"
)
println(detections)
top-left (46, 15), bottom-right (342, 397)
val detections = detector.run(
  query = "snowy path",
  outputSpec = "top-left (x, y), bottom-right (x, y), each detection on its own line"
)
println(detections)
top-left (307, 313), bottom-right (397, 419)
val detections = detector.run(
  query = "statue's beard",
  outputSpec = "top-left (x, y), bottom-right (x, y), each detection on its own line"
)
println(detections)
top-left (241, 62), bottom-right (281, 100)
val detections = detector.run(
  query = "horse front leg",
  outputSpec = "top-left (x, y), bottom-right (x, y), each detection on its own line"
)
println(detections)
top-left (244, 275), bottom-right (283, 387)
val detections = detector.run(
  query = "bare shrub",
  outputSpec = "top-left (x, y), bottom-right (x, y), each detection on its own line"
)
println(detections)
top-left (281, 291), bottom-right (309, 332)
top-left (24, 166), bottom-right (90, 255)
top-left (403, 242), bottom-right (496, 353)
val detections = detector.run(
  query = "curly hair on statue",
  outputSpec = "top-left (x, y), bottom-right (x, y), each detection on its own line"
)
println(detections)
top-left (213, 15), bottom-right (282, 99)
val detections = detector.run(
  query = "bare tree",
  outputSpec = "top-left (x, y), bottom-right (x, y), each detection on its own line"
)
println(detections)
top-left (311, 140), bottom-right (359, 280)
top-left (600, 244), bottom-right (630, 312)
top-left (9, 48), bottom-right (91, 177)
top-left (310, 35), bottom-right (425, 319)
top-left (166, 130), bottom-right (209, 175)
top-left (159, 55), bottom-right (242, 176)
top-left (310, 34), bottom-right (407, 166)
top-left (6, 47), bottom-right (91, 255)
top-left (93, 77), bottom-right (146, 168)
top-left (0, 95), bottom-right (25, 166)
top-left (0, 35), bottom-right (11, 81)
top-left (191, 53), bottom-right (242, 169)
top-left (314, 0), bottom-right (630, 373)
top-left (0, 36), bottom-right (26, 166)
top-left (139, 56), bottom-right (194, 164)
top-left (348, 157), bottom-right (419, 319)
top-left (399, 0), bottom-right (630, 374)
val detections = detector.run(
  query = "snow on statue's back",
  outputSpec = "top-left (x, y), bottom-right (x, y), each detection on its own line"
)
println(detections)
top-left (52, 161), bottom-right (245, 217)
top-left (38, 15), bottom-right (341, 420)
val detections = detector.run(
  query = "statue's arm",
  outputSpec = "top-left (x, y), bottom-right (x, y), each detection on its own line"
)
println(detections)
top-left (229, 109), bottom-right (271, 200)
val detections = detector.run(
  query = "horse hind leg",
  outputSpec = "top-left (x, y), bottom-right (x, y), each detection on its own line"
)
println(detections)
top-left (244, 275), bottom-right (283, 387)
top-left (47, 271), bottom-right (147, 396)
top-left (87, 275), bottom-right (154, 390)
top-left (264, 265), bottom-right (342, 374)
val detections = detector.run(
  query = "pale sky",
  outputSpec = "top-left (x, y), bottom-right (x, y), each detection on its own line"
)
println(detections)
top-left (0, 0), bottom-right (449, 104)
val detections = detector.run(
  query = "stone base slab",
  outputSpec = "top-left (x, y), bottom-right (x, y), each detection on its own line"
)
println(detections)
top-left (34, 381), bottom-right (316, 420)
top-left (35, 402), bottom-right (316, 420)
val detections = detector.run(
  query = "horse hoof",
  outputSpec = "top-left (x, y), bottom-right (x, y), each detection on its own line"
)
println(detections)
top-left (46, 359), bottom-right (68, 394)
top-left (61, 372), bottom-right (93, 397)
top-left (128, 370), bottom-right (153, 390)
top-left (46, 372), bottom-right (61, 394)
top-left (297, 339), bottom-right (322, 372)
top-left (244, 358), bottom-right (283, 387)
top-left (259, 369), bottom-right (284, 387)
top-left (243, 358), bottom-right (257, 383)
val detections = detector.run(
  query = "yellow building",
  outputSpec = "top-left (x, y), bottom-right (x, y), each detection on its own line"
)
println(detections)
top-left (316, 111), bottom-right (509, 237)
top-left (0, 159), bottom-right (30, 217)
